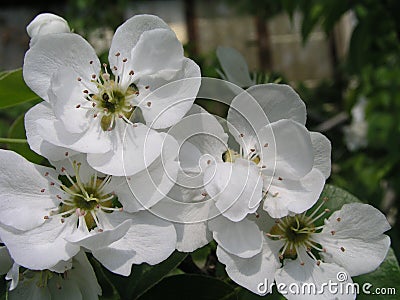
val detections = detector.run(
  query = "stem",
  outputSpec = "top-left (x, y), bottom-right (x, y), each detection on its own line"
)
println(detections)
top-left (0, 137), bottom-right (28, 144)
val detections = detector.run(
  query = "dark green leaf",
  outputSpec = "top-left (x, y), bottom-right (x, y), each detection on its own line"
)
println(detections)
top-left (103, 251), bottom-right (188, 300)
top-left (354, 248), bottom-right (400, 299)
top-left (138, 274), bottom-right (236, 300)
top-left (7, 114), bottom-right (44, 164)
top-left (0, 69), bottom-right (41, 109)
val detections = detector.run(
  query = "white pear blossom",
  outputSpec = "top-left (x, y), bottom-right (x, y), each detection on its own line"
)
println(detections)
top-left (214, 202), bottom-right (391, 299)
top-left (0, 150), bottom-right (177, 275)
top-left (27, 13), bottom-right (71, 47)
top-left (344, 97), bottom-right (368, 151)
top-left (1, 248), bottom-right (101, 300)
top-left (151, 84), bottom-right (330, 252)
top-left (23, 14), bottom-right (200, 175)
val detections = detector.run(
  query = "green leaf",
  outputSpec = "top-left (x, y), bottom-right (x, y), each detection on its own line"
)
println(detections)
top-left (353, 248), bottom-right (400, 299)
top-left (103, 251), bottom-right (188, 300)
top-left (0, 69), bottom-right (40, 109)
top-left (138, 274), bottom-right (236, 300)
top-left (7, 114), bottom-right (44, 164)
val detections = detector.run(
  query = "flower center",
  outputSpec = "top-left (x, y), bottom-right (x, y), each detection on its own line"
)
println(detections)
top-left (222, 148), bottom-right (260, 165)
top-left (44, 157), bottom-right (122, 231)
top-left (266, 199), bottom-right (330, 264)
top-left (76, 57), bottom-right (141, 132)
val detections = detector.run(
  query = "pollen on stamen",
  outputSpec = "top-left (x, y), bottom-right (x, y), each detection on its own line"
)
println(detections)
top-left (207, 160), bottom-right (211, 164)
top-left (147, 101), bottom-right (152, 107)
top-left (44, 215), bottom-right (49, 220)
top-left (273, 192), bottom-right (279, 197)
top-left (323, 197), bottom-right (329, 202)
top-left (75, 104), bottom-right (81, 108)
top-left (61, 218), bottom-right (65, 223)
top-left (115, 52), bottom-right (120, 57)
top-left (113, 66), bottom-right (118, 71)
top-left (331, 230), bottom-right (336, 235)
top-left (41, 189), bottom-right (45, 193)
top-left (56, 195), bottom-right (62, 200)
top-left (61, 167), bottom-right (66, 172)
top-left (316, 260), bottom-right (321, 266)
top-left (340, 247), bottom-right (345, 252)
top-left (300, 262), bottom-right (305, 266)
top-left (98, 228), bottom-right (104, 232)
top-left (89, 60), bottom-right (93, 64)
top-left (83, 90), bottom-right (89, 94)
top-left (65, 152), bottom-right (69, 157)
top-left (336, 217), bottom-right (341, 222)
top-left (91, 74), bottom-right (96, 79)
top-left (201, 192), bottom-right (208, 197)
top-left (264, 143), bottom-right (269, 147)
top-left (92, 102), bottom-right (96, 107)
top-left (278, 177), bottom-right (283, 181)
top-left (102, 73), bottom-right (110, 81)
top-left (44, 172), bottom-right (49, 176)
top-left (93, 113), bottom-right (98, 118)
top-left (129, 70), bottom-right (134, 76)
top-left (122, 58), bottom-right (127, 63)
top-left (255, 212), bottom-right (260, 218)
top-left (250, 148), bottom-right (255, 152)
top-left (239, 133), bottom-right (244, 137)
top-left (145, 85), bottom-right (150, 89)
top-left (77, 77), bottom-right (82, 82)
top-left (50, 182), bottom-right (55, 186)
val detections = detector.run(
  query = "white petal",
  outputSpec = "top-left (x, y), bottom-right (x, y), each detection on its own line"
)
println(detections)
top-left (87, 123), bottom-right (163, 176)
top-left (0, 246), bottom-right (13, 275)
top-left (167, 104), bottom-right (228, 160)
top-left (23, 33), bottom-right (99, 102)
top-left (315, 203), bottom-right (391, 276)
top-left (110, 157), bottom-right (178, 213)
top-left (6, 263), bottom-right (19, 291)
top-left (35, 114), bottom-right (112, 154)
top-left (216, 46), bottom-right (254, 88)
top-left (70, 251), bottom-right (102, 300)
top-left (92, 211), bottom-right (176, 276)
top-left (48, 258), bottom-right (72, 273)
top-left (204, 160), bottom-right (263, 222)
top-left (130, 28), bottom-right (183, 78)
top-left (275, 249), bottom-right (356, 300)
top-left (67, 219), bottom-right (132, 251)
top-left (259, 119), bottom-right (314, 179)
top-left (263, 168), bottom-right (325, 218)
top-left (27, 13), bottom-right (70, 46)
top-left (0, 149), bottom-right (59, 231)
top-left (139, 58), bottom-right (201, 129)
top-left (175, 222), bottom-right (212, 252)
top-left (227, 88), bottom-right (270, 152)
top-left (310, 132), bottom-right (331, 179)
top-left (49, 67), bottom-right (91, 133)
top-left (216, 238), bottom-right (281, 295)
top-left (25, 103), bottom-right (78, 161)
top-left (247, 84), bottom-right (306, 125)
top-left (0, 216), bottom-right (80, 270)
top-left (209, 216), bottom-right (263, 258)
top-left (109, 14), bottom-right (170, 69)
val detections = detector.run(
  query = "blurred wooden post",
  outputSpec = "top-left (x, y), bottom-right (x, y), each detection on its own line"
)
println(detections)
top-left (184, 0), bottom-right (198, 56)
top-left (255, 15), bottom-right (272, 71)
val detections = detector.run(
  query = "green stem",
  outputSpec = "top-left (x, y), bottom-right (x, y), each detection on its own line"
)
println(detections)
top-left (0, 137), bottom-right (28, 144)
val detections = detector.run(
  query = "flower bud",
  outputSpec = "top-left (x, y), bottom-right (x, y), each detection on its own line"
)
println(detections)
top-left (27, 13), bottom-right (70, 46)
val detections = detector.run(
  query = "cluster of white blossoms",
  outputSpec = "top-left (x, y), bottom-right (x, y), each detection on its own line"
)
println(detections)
top-left (0, 13), bottom-right (391, 300)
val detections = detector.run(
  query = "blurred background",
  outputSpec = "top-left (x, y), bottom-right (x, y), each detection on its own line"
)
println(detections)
top-left (0, 0), bottom-right (399, 259)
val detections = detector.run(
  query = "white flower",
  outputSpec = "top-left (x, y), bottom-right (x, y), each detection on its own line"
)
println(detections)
top-left (27, 13), bottom-right (71, 47)
top-left (344, 97), bottom-right (368, 151)
top-left (1, 248), bottom-right (101, 300)
top-left (151, 84), bottom-right (330, 252)
top-left (216, 46), bottom-right (255, 88)
top-left (23, 14), bottom-right (200, 175)
top-left (214, 202), bottom-right (391, 299)
top-left (0, 150), bottom-right (177, 275)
